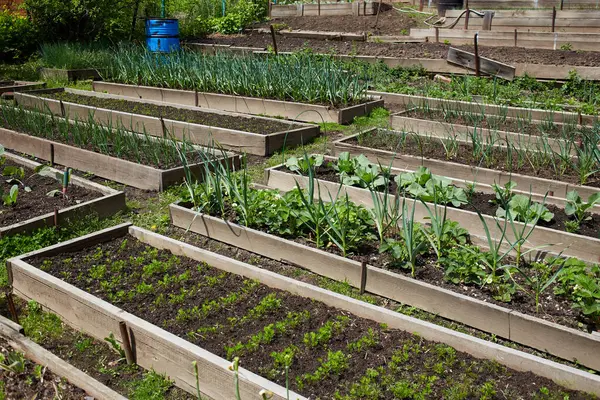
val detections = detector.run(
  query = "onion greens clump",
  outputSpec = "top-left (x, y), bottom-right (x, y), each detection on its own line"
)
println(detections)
top-left (104, 46), bottom-right (367, 107)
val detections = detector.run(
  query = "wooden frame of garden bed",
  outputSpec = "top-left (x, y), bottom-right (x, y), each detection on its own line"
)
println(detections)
top-left (40, 68), bottom-right (103, 82)
top-left (0, 315), bottom-right (126, 400)
top-left (369, 90), bottom-right (598, 125)
top-left (0, 125), bottom-right (240, 191)
top-left (0, 152), bottom-right (126, 237)
top-left (6, 223), bottom-right (304, 400)
top-left (169, 202), bottom-right (600, 373)
top-left (390, 107), bottom-right (582, 155)
top-left (14, 89), bottom-right (320, 157)
top-left (332, 128), bottom-right (600, 200)
top-left (92, 81), bottom-right (384, 125)
top-left (410, 28), bottom-right (600, 50)
top-left (7, 223), bottom-right (600, 396)
top-left (270, 1), bottom-right (378, 17)
top-left (265, 161), bottom-right (600, 262)
top-left (0, 81), bottom-right (46, 95)
top-left (254, 28), bottom-right (367, 41)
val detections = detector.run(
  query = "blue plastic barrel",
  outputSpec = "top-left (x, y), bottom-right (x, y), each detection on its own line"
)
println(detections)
top-left (146, 18), bottom-right (180, 52)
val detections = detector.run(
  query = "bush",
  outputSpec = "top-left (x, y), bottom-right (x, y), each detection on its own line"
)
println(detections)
top-left (0, 11), bottom-right (37, 62)
top-left (23, 0), bottom-right (138, 42)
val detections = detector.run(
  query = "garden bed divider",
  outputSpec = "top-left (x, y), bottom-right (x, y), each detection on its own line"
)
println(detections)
top-left (270, 2), bottom-right (378, 17)
top-left (7, 223), bottom-right (305, 400)
top-left (0, 152), bottom-right (126, 237)
top-left (368, 90), bottom-right (597, 125)
top-left (92, 81), bottom-right (384, 125)
top-left (390, 109), bottom-right (581, 155)
top-left (0, 315), bottom-right (127, 400)
top-left (0, 81), bottom-right (46, 95)
top-left (331, 128), bottom-right (600, 200)
top-left (14, 89), bottom-right (319, 156)
top-left (254, 28), bottom-right (367, 41)
top-left (266, 163), bottom-right (600, 263)
top-left (8, 223), bottom-right (600, 395)
top-left (169, 202), bottom-right (600, 373)
top-left (0, 126), bottom-right (240, 191)
top-left (40, 68), bottom-right (103, 82)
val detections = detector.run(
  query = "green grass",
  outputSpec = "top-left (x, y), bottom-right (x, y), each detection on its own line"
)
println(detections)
top-left (128, 371), bottom-right (176, 400)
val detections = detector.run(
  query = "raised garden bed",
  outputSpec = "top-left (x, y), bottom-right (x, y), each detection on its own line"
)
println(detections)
top-left (390, 106), bottom-right (590, 155)
top-left (333, 128), bottom-right (600, 197)
top-left (369, 91), bottom-right (598, 125)
top-left (14, 89), bottom-right (320, 156)
top-left (0, 315), bottom-right (126, 400)
top-left (0, 81), bottom-right (46, 95)
top-left (92, 81), bottom-right (384, 125)
top-left (0, 151), bottom-right (125, 237)
top-left (40, 68), bottom-right (102, 82)
top-left (8, 224), bottom-right (600, 397)
top-left (0, 124), bottom-right (239, 191)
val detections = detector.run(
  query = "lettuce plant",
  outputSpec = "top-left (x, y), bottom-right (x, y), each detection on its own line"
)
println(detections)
top-left (395, 166), bottom-right (468, 207)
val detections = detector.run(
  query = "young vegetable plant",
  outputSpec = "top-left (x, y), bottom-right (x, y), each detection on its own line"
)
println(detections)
top-left (503, 256), bottom-right (566, 313)
top-left (332, 152), bottom-right (387, 190)
top-left (496, 194), bottom-right (554, 224)
top-left (2, 184), bottom-right (18, 206)
top-left (285, 154), bottom-right (324, 175)
top-left (564, 190), bottom-right (600, 233)
top-left (395, 166), bottom-right (468, 207)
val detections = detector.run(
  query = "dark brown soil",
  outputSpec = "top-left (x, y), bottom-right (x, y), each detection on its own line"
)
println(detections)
top-left (351, 129), bottom-right (600, 187)
top-left (256, 6), bottom-right (418, 35)
top-left (0, 159), bottom-right (101, 226)
top-left (398, 107), bottom-right (588, 139)
top-left (196, 34), bottom-right (600, 66)
top-left (0, 337), bottom-right (87, 399)
top-left (46, 92), bottom-right (292, 135)
top-left (28, 236), bottom-right (595, 399)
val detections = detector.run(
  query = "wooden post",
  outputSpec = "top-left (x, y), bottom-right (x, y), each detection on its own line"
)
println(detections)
top-left (551, 6), bottom-right (556, 32)
top-left (317, 0), bottom-right (320, 16)
top-left (465, 8), bottom-right (470, 29)
top-left (474, 33), bottom-right (480, 77)
top-left (435, 27), bottom-right (439, 43)
top-left (50, 143), bottom-right (55, 166)
top-left (6, 292), bottom-right (19, 325)
top-left (53, 208), bottom-right (59, 228)
top-left (560, 0), bottom-right (564, 10)
top-left (360, 262), bottom-right (367, 295)
top-left (374, 0), bottom-right (383, 29)
top-left (268, 0), bottom-right (272, 18)
top-left (118, 321), bottom-right (135, 365)
top-left (419, 0), bottom-right (424, 12)
top-left (514, 28), bottom-right (518, 47)
top-left (269, 25), bottom-right (278, 55)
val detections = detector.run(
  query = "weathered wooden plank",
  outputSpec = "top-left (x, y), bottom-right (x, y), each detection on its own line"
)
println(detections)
top-left (0, 316), bottom-right (126, 400)
top-left (447, 47), bottom-right (516, 79)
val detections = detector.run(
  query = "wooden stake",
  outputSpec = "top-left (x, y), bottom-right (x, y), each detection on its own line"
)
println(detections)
top-left (435, 27), bottom-right (439, 43)
top-left (360, 262), bottom-right (368, 295)
top-left (269, 25), bottom-right (278, 55)
top-left (514, 28), bottom-right (518, 47)
top-left (465, 8), bottom-right (470, 29)
top-left (50, 143), bottom-right (55, 166)
top-left (6, 291), bottom-right (19, 325)
top-left (474, 33), bottom-right (480, 77)
top-left (317, 0), bottom-right (320, 15)
top-left (419, 0), bottom-right (424, 12)
top-left (118, 321), bottom-right (135, 365)
top-left (560, 0), bottom-right (564, 10)
top-left (53, 208), bottom-right (59, 228)
top-left (374, 0), bottom-right (383, 29)
top-left (552, 6), bottom-right (556, 32)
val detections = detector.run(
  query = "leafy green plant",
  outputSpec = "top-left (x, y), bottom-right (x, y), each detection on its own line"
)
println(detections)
top-left (496, 194), bottom-right (554, 223)
top-left (285, 154), bottom-right (324, 175)
top-left (395, 166), bottom-right (468, 207)
top-left (0, 11), bottom-right (37, 62)
top-left (565, 190), bottom-right (600, 231)
top-left (490, 181), bottom-right (517, 206)
top-left (104, 332), bottom-right (126, 360)
top-left (1, 184), bottom-right (18, 207)
top-left (296, 350), bottom-right (349, 390)
top-left (504, 257), bottom-right (566, 313)
top-left (332, 153), bottom-right (387, 189)
top-left (0, 351), bottom-right (26, 374)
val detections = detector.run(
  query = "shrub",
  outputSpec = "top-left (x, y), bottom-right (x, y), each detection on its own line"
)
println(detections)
top-left (0, 11), bottom-right (37, 62)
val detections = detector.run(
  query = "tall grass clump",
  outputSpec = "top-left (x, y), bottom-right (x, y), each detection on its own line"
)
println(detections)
top-left (40, 43), bottom-right (114, 70)
top-left (104, 46), bottom-right (367, 107)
